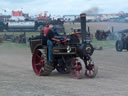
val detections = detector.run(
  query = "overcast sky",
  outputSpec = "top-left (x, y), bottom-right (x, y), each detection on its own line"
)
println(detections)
top-left (0, 0), bottom-right (128, 16)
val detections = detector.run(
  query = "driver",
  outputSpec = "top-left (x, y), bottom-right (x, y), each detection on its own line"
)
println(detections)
top-left (46, 24), bottom-right (60, 65)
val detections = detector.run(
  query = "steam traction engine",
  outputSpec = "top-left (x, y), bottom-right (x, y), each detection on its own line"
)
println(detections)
top-left (116, 30), bottom-right (128, 52)
top-left (29, 13), bottom-right (98, 79)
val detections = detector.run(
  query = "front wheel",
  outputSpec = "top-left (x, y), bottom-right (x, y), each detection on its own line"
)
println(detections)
top-left (85, 59), bottom-right (98, 78)
top-left (116, 40), bottom-right (123, 52)
top-left (71, 57), bottom-right (86, 79)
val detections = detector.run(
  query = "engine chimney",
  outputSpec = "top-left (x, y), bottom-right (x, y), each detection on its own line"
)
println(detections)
top-left (80, 13), bottom-right (86, 43)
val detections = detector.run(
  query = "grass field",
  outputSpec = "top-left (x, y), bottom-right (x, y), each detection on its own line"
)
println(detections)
top-left (0, 31), bottom-right (40, 38)
top-left (0, 41), bottom-right (28, 49)
top-left (92, 39), bottom-right (116, 48)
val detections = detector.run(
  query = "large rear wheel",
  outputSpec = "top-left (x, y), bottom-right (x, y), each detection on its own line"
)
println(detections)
top-left (32, 49), bottom-right (53, 76)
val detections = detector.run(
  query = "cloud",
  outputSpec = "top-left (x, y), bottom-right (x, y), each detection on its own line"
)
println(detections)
top-left (4, 0), bottom-right (32, 3)
top-left (89, 0), bottom-right (128, 13)
top-left (0, 0), bottom-right (128, 15)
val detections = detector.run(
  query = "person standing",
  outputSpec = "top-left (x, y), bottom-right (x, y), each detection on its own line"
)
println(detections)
top-left (41, 23), bottom-right (50, 36)
top-left (46, 24), bottom-right (60, 64)
top-left (41, 23), bottom-right (50, 45)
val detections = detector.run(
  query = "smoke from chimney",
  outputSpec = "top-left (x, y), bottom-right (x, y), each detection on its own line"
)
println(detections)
top-left (82, 7), bottom-right (100, 15)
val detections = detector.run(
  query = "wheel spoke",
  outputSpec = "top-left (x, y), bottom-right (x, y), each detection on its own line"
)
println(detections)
top-left (35, 62), bottom-right (41, 66)
top-left (39, 67), bottom-right (43, 74)
top-left (75, 70), bottom-right (82, 79)
top-left (74, 70), bottom-right (76, 77)
top-left (72, 69), bottom-right (76, 77)
top-left (78, 71), bottom-right (81, 75)
top-left (36, 54), bottom-right (41, 59)
top-left (35, 58), bottom-right (43, 65)
top-left (41, 60), bottom-right (45, 67)
top-left (92, 68), bottom-right (95, 72)
top-left (89, 70), bottom-right (91, 75)
top-left (86, 70), bottom-right (89, 75)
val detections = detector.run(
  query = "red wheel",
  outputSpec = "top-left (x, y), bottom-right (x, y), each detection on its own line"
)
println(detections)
top-left (85, 59), bottom-right (98, 78)
top-left (71, 57), bottom-right (85, 79)
top-left (32, 49), bottom-right (45, 76)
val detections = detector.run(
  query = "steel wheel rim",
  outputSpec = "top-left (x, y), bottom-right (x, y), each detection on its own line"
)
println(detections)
top-left (71, 57), bottom-right (85, 79)
top-left (32, 49), bottom-right (45, 76)
top-left (85, 60), bottom-right (97, 78)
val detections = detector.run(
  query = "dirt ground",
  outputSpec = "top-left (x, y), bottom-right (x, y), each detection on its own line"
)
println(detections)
top-left (0, 42), bottom-right (128, 96)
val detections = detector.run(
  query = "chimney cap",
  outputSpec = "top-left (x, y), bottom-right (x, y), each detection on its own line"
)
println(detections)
top-left (80, 13), bottom-right (86, 17)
